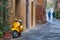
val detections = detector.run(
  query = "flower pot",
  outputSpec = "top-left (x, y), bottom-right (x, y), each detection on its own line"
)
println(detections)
top-left (3, 31), bottom-right (11, 39)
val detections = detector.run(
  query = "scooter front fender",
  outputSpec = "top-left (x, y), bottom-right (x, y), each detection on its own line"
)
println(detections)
top-left (11, 28), bottom-right (21, 33)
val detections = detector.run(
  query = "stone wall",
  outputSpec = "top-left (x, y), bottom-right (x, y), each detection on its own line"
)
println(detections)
top-left (20, 0), bottom-right (26, 31)
top-left (8, 0), bottom-right (15, 26)
top-left (8, 0), bottom-right (26, 31)
top-left (36, 0), bottom-right (46, 24)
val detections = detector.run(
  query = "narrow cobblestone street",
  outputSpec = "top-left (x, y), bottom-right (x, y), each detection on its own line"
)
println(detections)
top-left (11, 19), bottom-right (60, 40)
top-left (0, 0), bottom-right (60, 40)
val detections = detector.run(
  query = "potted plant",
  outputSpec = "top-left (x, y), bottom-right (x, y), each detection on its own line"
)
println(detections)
top-left (2, 23), bottom-right (11, 39)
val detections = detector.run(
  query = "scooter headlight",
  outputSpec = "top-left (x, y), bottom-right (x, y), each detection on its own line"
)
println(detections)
top-left (20, 26), bottom-right (23, 28)
top-left (20, 26), bottom-right (24, 31)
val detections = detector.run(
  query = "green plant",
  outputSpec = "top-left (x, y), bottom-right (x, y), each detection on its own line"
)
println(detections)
top-left (0, 25), bottom-right (10, 33)
top-left (0, 0), bottom-right (10, 38)
top-left (54, 9), bottom-right (60, 19)
top-left (0, 31), bottom-right (3, 38)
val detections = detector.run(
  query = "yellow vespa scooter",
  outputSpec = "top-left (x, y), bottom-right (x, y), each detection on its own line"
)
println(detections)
top-left (11, 18), bottom-right (24, 38)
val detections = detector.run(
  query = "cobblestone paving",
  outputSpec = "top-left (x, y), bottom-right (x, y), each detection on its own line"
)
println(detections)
top-left (10, 24), bottom-right (60, 40)
top-left (10, 22), bottom-right (60, 40)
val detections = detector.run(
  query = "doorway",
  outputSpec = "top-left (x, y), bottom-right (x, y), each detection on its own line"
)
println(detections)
top-left (31, 1), bottom-right (33, 26)
top-left (26, 0), bottom-right (35, 29)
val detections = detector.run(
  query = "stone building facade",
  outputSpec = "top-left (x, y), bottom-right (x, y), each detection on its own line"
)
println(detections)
top-left (9, 0), bottom-right (46, 31)
top-left (36, 0), bottom-right (46, 24)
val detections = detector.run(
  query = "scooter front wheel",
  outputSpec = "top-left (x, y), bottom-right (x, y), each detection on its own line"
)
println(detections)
top-left (12, 31), bottom-right (20, 38)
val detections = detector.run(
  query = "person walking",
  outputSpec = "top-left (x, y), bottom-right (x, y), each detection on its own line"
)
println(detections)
top-left (48, 11), bottom-right (51, 20)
